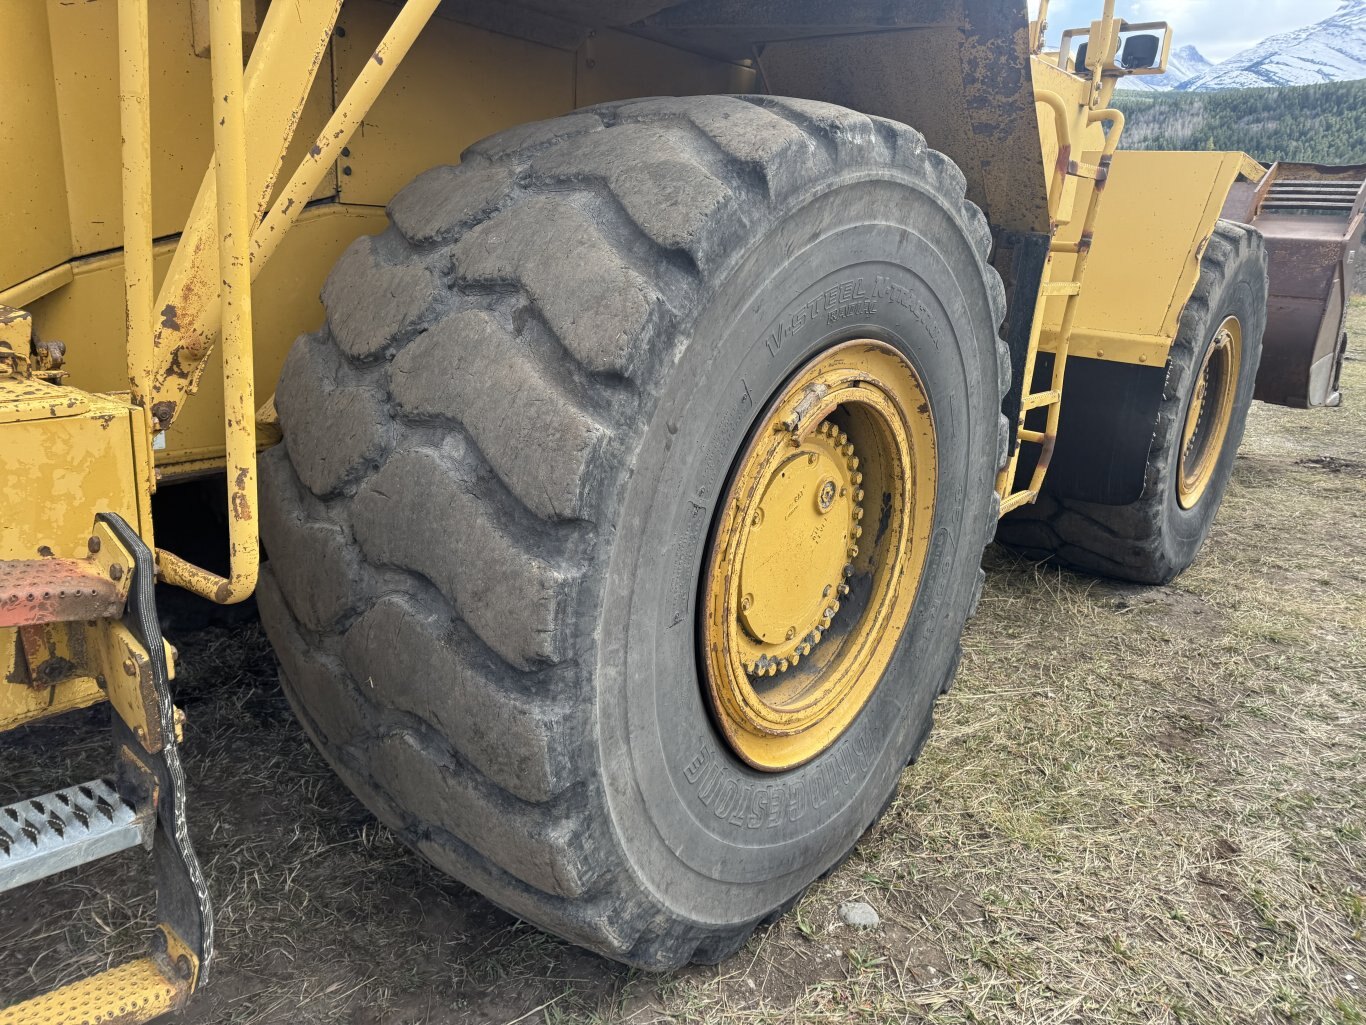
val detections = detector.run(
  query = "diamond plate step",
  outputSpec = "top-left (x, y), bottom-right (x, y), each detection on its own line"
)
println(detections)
top-left (0, 780), bottom-right (152, 893)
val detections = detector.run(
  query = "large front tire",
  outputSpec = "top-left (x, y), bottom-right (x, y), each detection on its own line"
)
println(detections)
top-left (258, 97), bottom-right (1007, 968)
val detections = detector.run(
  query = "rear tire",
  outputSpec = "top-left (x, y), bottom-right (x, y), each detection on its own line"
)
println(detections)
top-left (998, 221), bottom-right (1266, 584)
top-left (258, 97), bottom-right (1007, 967)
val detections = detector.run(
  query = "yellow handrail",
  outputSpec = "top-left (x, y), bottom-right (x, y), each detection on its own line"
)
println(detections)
top-left (117, 0), bottom-right (154, 444)
top-left (253, 0), bottom-right (444, 272)
top-left (1034, 89), bottom-right (1073, 223)
top-left (157, 0), bottom-right (445, 604)
top-left (158, 0), bottom-right (256, 604)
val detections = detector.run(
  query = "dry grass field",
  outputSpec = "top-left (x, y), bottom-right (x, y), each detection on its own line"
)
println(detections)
top-left (2, 300), bottom-right (1363, 1025)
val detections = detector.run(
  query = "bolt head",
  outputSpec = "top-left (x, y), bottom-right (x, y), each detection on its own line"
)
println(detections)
top-left (816, 479), bottom-right (837, 513)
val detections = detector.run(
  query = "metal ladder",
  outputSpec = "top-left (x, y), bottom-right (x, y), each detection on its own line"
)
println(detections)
top-left (997, 97), bottom-right (1126, 515)
top-left (0, 516), bottom-right (211, 1025)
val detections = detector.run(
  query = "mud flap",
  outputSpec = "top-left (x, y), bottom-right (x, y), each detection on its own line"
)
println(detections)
top-left (1017, 354), bottom-right (1168, 506)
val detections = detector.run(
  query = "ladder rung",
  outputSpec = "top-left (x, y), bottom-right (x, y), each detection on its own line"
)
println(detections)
top-left (0, 780), bottom-right (151, 893)
top-left (1262, 200), bottom-right (1355, 210)
top-left (1069, 161), bottom-right (1106, 180)
top-left (1022, 390), bottom-right (1062, 411)
top-left (1040, 281), bottom-right (1082, 297)
top-left (1271, 181), bottom-right (1362, 190)
top-left (1019, 429), bottom-right (1048, 445)
top-left (999, 490), bottom-right (1039, 516)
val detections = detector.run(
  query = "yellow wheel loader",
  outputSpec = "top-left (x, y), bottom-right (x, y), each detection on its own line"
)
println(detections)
top-left (1, 0), bottom-right (1361, 1017)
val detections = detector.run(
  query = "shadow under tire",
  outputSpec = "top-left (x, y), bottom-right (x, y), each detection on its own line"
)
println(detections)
top-left (998, 221), bottom-right (1267, 585)
top-left (257, 96), bottom-right (1008, 968)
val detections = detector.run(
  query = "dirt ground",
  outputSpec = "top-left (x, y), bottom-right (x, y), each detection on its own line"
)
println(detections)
top-left (3, 301), bottom-right (1364, 1025)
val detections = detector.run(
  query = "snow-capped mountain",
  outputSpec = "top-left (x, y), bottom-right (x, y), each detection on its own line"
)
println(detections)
top-left (1178, 0), bottom-right (1366, 91)
top-left (1115, 44), bottom-right (1215, 91)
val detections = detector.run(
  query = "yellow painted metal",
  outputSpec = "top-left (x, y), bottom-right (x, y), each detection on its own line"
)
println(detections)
top-left (0, 380), bottom-right (151, 559)
top-left (189, 0), bottom-right (265, 58)
top-left (1029, 0), bottom-right (1053, 53)
top-left (1050, 151), bottom-right (1256, 350)
top-left (1178, 315), bottom-right (1242, 509)
top-left (0, 308), bottom-right (34, 372)
top-left (254, 0), bottom-right (443, 271)
top-left (0, 524), bottom-right (167, 744)
top-left (0, 265), bottom-right (75, 313)
top-left (0, 376), bottom-right (151, 733)
top-left (147, 0), bottom-right (343, 430)
top-left (733, 421), bottom-right (863, 673)
top-left (997, 3), bottom-right (1261, 516)
top-left (159, 923), bottom-right (202, 992)
top-left (156, 0), bottom-right (259, 605)
top-left (997, 73), bottom-right (1126, 513)
top-left (36, 0), bottom-right (324, 265)
top-left (329, 2), bottom-right (574, 209)
top-left (0, 2), bottom-right (70, 294)
top-left (160, 0), bottom-right (453, 603)
top-left (0, 628), bottom-right (104, 732)
top-left (0, 957), bottom-right (186, 1025)
top-left (1037, 326), bottom-right (1171, 366)
top-left (701, 341), bottom-right (937, 772)
top-left (6, 205), bottom-right (388, 477)
top-left (118, 0), bottom-right (156, 444)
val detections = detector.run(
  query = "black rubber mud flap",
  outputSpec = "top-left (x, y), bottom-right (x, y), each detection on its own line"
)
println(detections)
top-left (99, 512), bottom-right (214, 983)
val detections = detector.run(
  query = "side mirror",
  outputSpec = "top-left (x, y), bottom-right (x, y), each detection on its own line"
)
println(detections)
top-left (1121, 34), bottom-right (1162, 70)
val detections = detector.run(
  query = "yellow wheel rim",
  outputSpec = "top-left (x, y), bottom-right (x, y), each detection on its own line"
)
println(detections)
top-left (700, 340), bottom-right (938, 772)
top-left (1178, 316), bottom-right (1242, 510)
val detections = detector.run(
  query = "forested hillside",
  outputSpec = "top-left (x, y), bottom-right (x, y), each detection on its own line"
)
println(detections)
top-left (1114, 79), bottom-right (1366, 164)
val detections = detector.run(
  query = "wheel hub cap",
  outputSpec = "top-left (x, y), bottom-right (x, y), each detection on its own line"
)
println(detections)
top-left (736, 420), bottom-right (861, 676)
top-left (700, 340), bottom-right (938, 772)
top-left (1178, 316), bottom-right (1242, 510)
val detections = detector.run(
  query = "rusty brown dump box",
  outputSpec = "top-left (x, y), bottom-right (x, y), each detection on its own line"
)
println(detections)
top-left (1226, 163), bottom-right (1365, 408)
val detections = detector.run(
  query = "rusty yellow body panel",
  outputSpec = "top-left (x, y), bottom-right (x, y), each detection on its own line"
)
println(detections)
top-left (1042, 150), bottom-right (1263, 366)
top-left (0, 380), bottom-right (152, 557)
top-left (0, 373), bottom-right (152, 730)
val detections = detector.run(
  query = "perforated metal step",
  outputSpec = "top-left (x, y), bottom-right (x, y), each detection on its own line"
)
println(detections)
top-left (0, 780), bottom-right (152, 892)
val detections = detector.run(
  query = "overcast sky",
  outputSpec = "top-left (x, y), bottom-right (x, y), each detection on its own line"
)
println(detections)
top-left (1030, 0), bottom-right (1344, 61)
